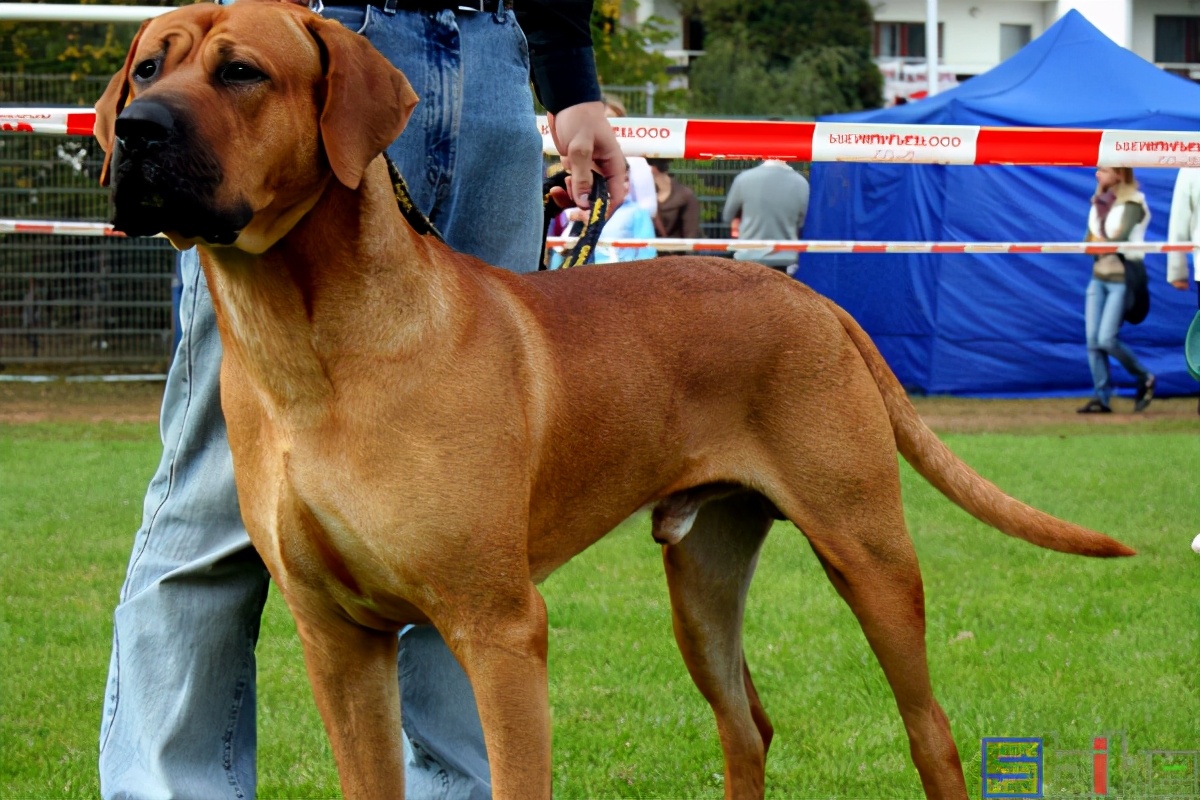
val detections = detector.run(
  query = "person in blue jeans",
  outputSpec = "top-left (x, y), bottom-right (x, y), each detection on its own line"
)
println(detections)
top-left (1078, 166), bottom-right (1155, 414)
top-left (97, 2), bottom-right (625, 798)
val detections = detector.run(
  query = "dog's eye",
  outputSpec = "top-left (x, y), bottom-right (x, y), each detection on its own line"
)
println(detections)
top-left (133, 59), bottom-right (158, 82)
top-left (219, 62), bottom-right (267, 86)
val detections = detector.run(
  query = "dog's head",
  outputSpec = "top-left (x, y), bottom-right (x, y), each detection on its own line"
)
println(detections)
top-left (95, 0), bottom-right (417, 252)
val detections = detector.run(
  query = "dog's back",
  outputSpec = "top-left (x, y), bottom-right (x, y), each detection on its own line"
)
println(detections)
top-left (495, 257), bottom-right (1132, 566)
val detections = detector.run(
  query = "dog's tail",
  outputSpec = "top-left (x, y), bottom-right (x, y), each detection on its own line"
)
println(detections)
top-left (829, 302), bottom-right (1136, 558)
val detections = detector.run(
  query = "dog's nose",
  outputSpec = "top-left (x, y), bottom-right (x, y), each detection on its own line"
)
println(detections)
top-left (114, 100), bottom-right (176, 150)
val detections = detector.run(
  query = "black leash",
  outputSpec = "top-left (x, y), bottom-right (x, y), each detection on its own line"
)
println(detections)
top-left (540, 171), bottom-right (610, 270)
top-left (384, 155), bottom-right (445, 242)
top-left (384, 154), bottom-right (609, 270)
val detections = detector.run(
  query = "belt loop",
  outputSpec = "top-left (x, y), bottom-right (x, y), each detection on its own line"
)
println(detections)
top-left (491, 0), bottom-right (503, 22)
top-left (383, 0), bottom-right (399, 14)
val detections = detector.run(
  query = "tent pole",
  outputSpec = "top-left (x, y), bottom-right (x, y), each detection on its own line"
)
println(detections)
top-left (926, 0), bottom-right (939, 96)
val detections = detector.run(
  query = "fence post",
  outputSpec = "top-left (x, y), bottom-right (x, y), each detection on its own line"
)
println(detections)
top-left (645, 81), bottom-right (655, 116)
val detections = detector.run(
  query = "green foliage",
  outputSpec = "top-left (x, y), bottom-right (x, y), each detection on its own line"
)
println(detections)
top-left (0, 0), bottom-right (178, 77)
top-left (591, 0), bottom-right (675, 90)
top-left (683, 0), bottom-right (875, 67)
top-left (680, 0), bottom-right (883, 115)
top-left (0, 20), bottom-right (133, 77)
top-left (687, 34), bottom-right (882, 117)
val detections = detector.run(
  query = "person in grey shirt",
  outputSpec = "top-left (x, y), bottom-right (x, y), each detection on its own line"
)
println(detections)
top-left (722, 159), bottom-right (810, 273)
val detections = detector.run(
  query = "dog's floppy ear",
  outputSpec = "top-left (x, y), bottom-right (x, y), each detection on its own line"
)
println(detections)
top-left (95, 20), bottom-right (151, 188)
top-left (307, 15), bottom-right (418, 190)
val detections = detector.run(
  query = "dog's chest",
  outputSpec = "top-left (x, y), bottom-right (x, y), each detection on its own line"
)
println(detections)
top-left (262, 453), bottom-right (433, 622)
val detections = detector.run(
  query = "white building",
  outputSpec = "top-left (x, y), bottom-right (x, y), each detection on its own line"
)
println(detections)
top-left (871, 0), bottom-right (1200, 77)
top-left (635, 0), bottom-right (1200, 99)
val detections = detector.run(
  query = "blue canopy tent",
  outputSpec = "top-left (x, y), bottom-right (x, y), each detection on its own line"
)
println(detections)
top-left (798, 10), bottom-right (1200, 397)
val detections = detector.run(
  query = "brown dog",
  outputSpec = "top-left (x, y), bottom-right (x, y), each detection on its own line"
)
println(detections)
top-left (94, 2), bottom-right (1134, 797)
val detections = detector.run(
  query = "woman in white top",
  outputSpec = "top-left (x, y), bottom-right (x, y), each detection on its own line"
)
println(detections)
top-left (1079, 166), bottom-right (1155, 413)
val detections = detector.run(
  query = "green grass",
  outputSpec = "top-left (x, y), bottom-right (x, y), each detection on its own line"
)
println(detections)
top-left (1, 423), bottom-right (1197, 798)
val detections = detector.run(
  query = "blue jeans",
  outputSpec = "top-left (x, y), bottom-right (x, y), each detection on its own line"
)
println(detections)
top-left (98, 6), bottom-right (543, 799)
top-left (1084, 276), bottom-right (1149, 406)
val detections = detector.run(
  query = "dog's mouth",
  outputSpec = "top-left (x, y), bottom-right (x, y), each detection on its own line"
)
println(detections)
top-left (108, 134), bottom-right (253, 246)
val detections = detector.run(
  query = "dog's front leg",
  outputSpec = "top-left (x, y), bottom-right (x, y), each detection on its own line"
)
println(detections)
top-left (288, 592), bottom-right (407, 800)
top-left (446, 583), bottom-right (552, 800)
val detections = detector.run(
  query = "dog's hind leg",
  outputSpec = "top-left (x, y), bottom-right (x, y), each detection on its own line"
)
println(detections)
top-left (807, 539), bottom-right (965, 799)
top-left (780, 477), bottom-right (968, 799)
top-left (746, 347), bottom-right (968, 798)
top-left (662, 492), bottom-right (774, 800)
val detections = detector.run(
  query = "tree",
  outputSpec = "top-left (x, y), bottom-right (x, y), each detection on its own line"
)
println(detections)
top-left (0, 0), bottom-right (177, 78)
top-left (680, 0), bottom-right (882, 116)
top-left (591, 0), bottom-right (676, 90)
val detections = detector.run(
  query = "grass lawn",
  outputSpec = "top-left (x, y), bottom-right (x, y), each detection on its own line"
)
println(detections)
top-left (1, 416), bottom-right (1197, 798)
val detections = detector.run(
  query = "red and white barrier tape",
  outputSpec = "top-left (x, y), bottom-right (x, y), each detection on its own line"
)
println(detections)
top-left (555, 118), bottom-right (1200, 167)
top-left (5, 219), bottom-right (1194, 255)
top-left (1, 109), bottom-right (96, 137)
top-left (1, 219), bottom-right (132, 237)
top-left (546, 237), bottom-right (1199, 254)
top-left (0, 219), bottom-right (168, 238)
top-left (0, 3), bottom-right (172, 23)
top-left (7, 108), bottom-right (1200, 167)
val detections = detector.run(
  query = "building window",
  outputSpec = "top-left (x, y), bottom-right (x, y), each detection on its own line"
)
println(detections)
top-left (874, 22), bottom-right (944, 59)
top-left (999, 24), bottom-right (1031, 61)
top-left (682, 15), bottom-right (705, 52)
top-left (1155, 15), bottom-right (1200, 63)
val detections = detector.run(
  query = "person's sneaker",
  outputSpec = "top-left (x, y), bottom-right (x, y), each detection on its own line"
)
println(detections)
top-left (1076, 399), bottom-right (1112, 414)
top-left (1134, 374), bottom-right (1155, 412)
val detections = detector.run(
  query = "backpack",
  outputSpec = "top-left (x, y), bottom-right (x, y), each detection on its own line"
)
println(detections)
top-left (1123, 258), bottom-right (1150, 325)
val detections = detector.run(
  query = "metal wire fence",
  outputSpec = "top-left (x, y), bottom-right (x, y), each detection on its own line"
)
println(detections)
top-left (0, 73), bottom-right (111, 107)
top-left (1, 74), bottom-right (178, 369)
top-left (0, 235), bottom-right (175, 364)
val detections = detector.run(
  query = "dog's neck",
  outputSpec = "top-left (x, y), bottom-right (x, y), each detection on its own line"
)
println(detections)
top-left (198, 157), bottom-right (455, 415)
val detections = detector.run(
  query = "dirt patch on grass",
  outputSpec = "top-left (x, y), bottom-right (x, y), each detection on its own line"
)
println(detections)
top-left (0, 380), bottom-right (165, 425)
top-left (911, 394), bottom-right (1199, 434)
top-left (2, 378), bottom-right (1197, 433)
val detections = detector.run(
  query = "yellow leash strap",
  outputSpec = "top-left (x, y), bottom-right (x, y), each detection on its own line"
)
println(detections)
top-left (540, 172), bottom-right (611, 270)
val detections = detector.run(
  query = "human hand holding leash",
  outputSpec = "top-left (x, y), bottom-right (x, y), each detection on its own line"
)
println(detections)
top-left (546, 100), bottom-right (627, 210)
